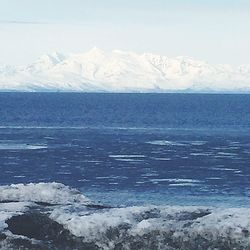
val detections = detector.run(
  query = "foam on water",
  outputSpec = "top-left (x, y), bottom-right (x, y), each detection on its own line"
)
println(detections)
top-left (146, 140), bottom-right (187, 146)
top-left (109, 155), bottom-right (146, 158)
top-left (0, 182), bottom-right (89, 205)
top-left (0, 143), bottom-right (47, 150)
top-left (159, 178), bottom-right (202, 183)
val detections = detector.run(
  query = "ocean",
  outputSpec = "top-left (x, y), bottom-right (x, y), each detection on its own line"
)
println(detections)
top-left (0, 93), bottom-right (250, 249)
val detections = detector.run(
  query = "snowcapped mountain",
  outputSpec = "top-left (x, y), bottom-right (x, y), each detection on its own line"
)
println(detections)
top-left (0, 48), bottom-right (250, 92)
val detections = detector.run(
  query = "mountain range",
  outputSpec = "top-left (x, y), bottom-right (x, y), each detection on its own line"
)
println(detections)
top-left (0, 48), bottom-right (250, 92)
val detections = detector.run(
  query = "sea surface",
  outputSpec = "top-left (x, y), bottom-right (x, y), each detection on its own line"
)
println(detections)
top-left (0, 92), bottom-right (250, 207)
top-left (1, 93), bottom-right (250, 249)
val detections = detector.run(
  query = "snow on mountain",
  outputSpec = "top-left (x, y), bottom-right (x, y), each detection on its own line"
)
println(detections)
top-left (0, 48), bottom-right (250, 92)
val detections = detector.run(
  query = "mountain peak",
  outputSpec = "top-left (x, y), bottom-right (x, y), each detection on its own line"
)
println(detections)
top-left (85, 47), bottom-right (105, 56)
top-left (38, 52), bottom-right (66, 65)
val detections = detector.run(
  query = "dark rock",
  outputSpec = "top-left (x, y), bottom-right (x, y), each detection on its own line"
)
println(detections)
top-left (10, 238), bottom-right (48, 250)
top-left (0, 200), bottom-right (19, 204)
top-left (6, 212), bottom-right (99, 250)
top-left (135, 208), bottom-right (161, 222)
top-left (6, 212), bottom-right (66, 241)
top-left (86, 203), bottom-right (112, 209)
top-left (0, 233), bottom-right (7, 241)
top-left (242, 229), bottom-right (250, 237)
top-left (166, 210), bottom-right (211, 221)
top-left (0, 200), bottom-right (57, 207)
top-left (34, 201), bottom-right (57, 207)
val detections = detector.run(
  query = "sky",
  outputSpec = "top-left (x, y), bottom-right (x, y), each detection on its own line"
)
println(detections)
top-left (0, 0), bottom-right (250, 65)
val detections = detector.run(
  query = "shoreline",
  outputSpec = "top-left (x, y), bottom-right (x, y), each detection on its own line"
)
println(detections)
top-left (1, 182), bottom-right (250, 249)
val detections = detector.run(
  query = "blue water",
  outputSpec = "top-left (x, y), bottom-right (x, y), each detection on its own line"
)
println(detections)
top-left (0, 93), bottom-right (250, 207)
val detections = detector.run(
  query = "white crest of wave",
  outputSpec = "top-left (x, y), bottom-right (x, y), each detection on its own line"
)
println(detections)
top-left (0, 182), bottom-right (89, 205)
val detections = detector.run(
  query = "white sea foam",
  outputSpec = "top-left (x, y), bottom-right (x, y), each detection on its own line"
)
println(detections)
top-left (109, 155), bottom-right (145, 158)
top-left (212, 167), bottom-right (239, 171)
top-left (169, 183), bottom-right (200, 187)
top-left (113, 158), bottom-right (145, 162)
top-left (190, 152), bottom-right (212, 156)
top-left (150, 157), bottom-right (171, 161)
top-left (150, 178), bottom-right (202, 183)
top-left (0, 182), bottom-right (89, 205)
top-left (0, 143), bottom-right (47, 150)
top-left (189, 141), bottom-right (207, 146)
top-left (50, 204), bottom-right (250, 248)
top-left (146, 140), bottom-right (186, 146)
top-left (206, 177), bottom-right (223, 180)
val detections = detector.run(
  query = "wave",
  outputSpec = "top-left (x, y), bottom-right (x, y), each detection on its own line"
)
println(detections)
top-left (0, 182), bottom-right (250, 249)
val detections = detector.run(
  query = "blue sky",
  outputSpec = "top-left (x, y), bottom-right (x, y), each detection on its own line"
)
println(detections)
top-left (0, 0), bottom-right (250, 65)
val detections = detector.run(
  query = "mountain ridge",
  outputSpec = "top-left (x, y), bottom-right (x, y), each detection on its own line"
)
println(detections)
top-left (0, 48), bottom-right (250, 92)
